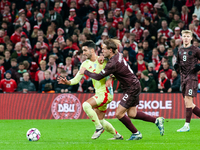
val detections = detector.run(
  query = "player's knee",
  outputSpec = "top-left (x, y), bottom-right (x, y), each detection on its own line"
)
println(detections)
top-left (127, 112), bottom-right (137, 119)
top-left (82, 102), bottom-right (91, 111)
top-left (116, 111), bottom-right (123, 119)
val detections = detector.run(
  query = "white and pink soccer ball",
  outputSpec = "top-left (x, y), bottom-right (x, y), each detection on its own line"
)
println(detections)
top-left (26, 128), bottom-right (41, 141)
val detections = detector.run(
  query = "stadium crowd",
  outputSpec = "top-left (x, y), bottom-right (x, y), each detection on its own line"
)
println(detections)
top-left (0, 0), bottom-right (199, 93)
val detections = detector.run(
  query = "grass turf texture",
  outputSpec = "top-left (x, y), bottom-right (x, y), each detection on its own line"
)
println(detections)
top-left (0, 119), bottom-right (200, 150)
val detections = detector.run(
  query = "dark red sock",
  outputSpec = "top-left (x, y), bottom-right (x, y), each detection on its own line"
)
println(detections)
top-left (193, 106), bottom-right (200, 117)
top-left (134, 112), bottom-right (156, 123)
top-left (119, 115), bottom-right (138, 133)
top-left (186, 108), bottom-right (193, 123)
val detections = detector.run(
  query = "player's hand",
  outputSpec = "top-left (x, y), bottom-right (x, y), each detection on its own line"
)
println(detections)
top-left (79, 67), bottom-right (86, 75)
top-left (143, 87), bottom-right (148, 92)
top-left (106, 78), bottom-right (113, 87)
top-left (98, 56), bottom-right (104, 64)
top-left (57, 77), bottom-right (70, 85)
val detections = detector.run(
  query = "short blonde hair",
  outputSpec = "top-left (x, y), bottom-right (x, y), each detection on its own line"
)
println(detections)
top-left (66, 57), bottom-right (71, 61)
top-left (40, 60), bottom-right (46, 65)
top-left (23, 72), bottom-right (29, 77)
top-left (49, 55), bottom-right (56, 59)
top-left (181, 30), bottom-right (192, 36)
top-left (45, 70), bottom-right (51, 75)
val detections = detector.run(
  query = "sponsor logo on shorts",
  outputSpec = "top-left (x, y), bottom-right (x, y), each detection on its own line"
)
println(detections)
top-left (51, 94), bottom-right (82, 119)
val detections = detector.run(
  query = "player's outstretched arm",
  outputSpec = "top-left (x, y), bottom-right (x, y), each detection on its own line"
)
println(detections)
top-left (57, 77), bottom-right (71, 85)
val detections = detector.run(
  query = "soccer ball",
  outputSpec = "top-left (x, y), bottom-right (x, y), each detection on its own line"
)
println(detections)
top-left (26, 128), bottom-right (41, 141)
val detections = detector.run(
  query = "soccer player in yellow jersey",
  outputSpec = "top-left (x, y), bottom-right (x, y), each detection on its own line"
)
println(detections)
top-left (58, 40), bottom-right (123, 140)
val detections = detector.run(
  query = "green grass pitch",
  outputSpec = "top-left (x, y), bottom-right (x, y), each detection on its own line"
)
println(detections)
top-left (1, 119), bottom-right (200, 150)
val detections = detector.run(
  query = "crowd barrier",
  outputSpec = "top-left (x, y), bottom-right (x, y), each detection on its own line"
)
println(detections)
top-left (0, 93), bottom-right (199, 119)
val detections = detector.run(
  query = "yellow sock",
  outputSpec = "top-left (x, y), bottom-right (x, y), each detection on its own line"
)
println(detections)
top-left (82, 102), bottom-right (102, 128)
top-left (100, 119), bottom-right (117, 135)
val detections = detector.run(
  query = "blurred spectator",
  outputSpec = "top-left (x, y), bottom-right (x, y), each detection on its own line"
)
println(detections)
top-left (54, 69), bottom-right (70, 93)
top-left (55, 28), bottom-right (65, 44)
top-left (35, 46), bottom-right (48, 65)
top-left (167, 70), bottom-right (180, 93)
top-left (117, 22), bottom-right (126, 41)
top-left (98, 18), bottom-right (116, 38)
top-left (140, 0), bottom-right (153, 14)
top-left (0, 45), bottom-right (5, 56)
top-left (157, 0), bottom-right (168, 14)
top-left (9, 58), bottom-right (18, 79)
top-left (193, 39), bottom-right (200, 47)
top-left (181, 5), bottom-right (189, 28)
top-left (0, 56), bottom-right (5, 80)
top-left (0, 70), bottom-right (17, 93)
top-left (63, 19), bottom-right (74, 38)
top-left (158, 44), bottom-right (166, 58)
top-left (158, 61), bottom-right (173, 80)
top-left (173, 39), bottom-right (182, 56)
top-left (39, 70), bottom-right (54, 93)
top-left (130, 20), bottom-right (144, 43)
top-left (123, 47), bottom-right (135, 67)
top-left (147, 62), bottom-right (158, 83)
top-left (194, 0), bottom-right (200, 20)
top-left (35, 60), bottom-right (48, 84)
top-left (17, 72), bottom-right (36, 93)
top-left (157, 20), bottom-right (173, 39)
top-left (84, 12), bottom-right (100, 35)
top-left (140, 70), bottom-right (156, 92)
top-left (144, 16), bottom-right (157, 38)
top-left (171, 27), bottom-right (182, 40)
top-left (16, 35), bottom-right (32, 53)
top-left (17, 46), bottom-right (32, 63)
top-left (63, 37), bottom-right (79, 59)
top-left (49, 47), bottom-right (63, 65)
top-left (123, 39), bottom-right (136, 59)
top-left (78, 0), bottom-right (95, 20)
top-left (126, 7), bottom-right (136, 28)
top-left (64, 57), bottom-right (73, 77)
top-left (167, 48), bottom-right (177, 67)
top-left (10, 25), bottom-right (26, 44)
top-left (158, 71), bottom-right (171, 93)
top-left (142, 40), bottom-right (151, 62)
top-left (169, 12), bottom-right (181, 31)
top-left (3, 50), bottom-right (11, 71)
top-left (133, 53), bottom-right (148, 79)
top-left (47, 55), bottom-right (57, 79)
top-left (45, 7), bottom-right (63, 29)
top-left (14, 62), bottom-right (27, 84)
top-left (149, 47), bottom-right (161, 67)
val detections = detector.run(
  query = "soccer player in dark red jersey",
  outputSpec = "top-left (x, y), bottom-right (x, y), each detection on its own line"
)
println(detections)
top-left (175, 30), bottom-right (200, 132)
top-left (79, 39), bottom-right (164, 140)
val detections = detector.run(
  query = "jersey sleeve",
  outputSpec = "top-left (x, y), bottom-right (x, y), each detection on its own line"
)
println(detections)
top-left (69, 63), bottom-right (85, 85)
top-left (84, 61), bottom-right (115, 81)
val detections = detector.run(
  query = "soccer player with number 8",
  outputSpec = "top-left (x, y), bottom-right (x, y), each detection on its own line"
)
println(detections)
top-left (174, 30), bottom-right (200, 132)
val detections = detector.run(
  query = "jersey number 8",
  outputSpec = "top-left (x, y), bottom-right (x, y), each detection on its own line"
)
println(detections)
top-left (183, 55), bottom-right (187, 61)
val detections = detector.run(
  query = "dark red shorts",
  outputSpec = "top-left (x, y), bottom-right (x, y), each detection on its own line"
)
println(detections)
top-left (120, 83), bottom-right (141, 109)
top-left (181, 79), bottom-right (198, 98)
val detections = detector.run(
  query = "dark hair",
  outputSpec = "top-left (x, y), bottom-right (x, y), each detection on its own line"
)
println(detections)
top-left (18, 62), bottom-right (24, 66)
top-left (11, 58), bottom-right (17, 62)
top-left (67, 37), bottom-right (73, 43)
top-left (82, 40), bottom-right (96, 50)
top-left (107, 18), bottom-right (113, 23)
top-left (111, 1), bottom-right (117, 5)
top-left (103, 39), bottom-right (118, 53)
top-left (118, 21), bottom-right (123, 25)
top-left (15, 25), bottom-right (21, 30)
top-left (135, 20), bottom-right (141, 24)
top-left (163, 56), bottom-right (168, 60)
top-left (145, 17), bottom-right (151, 23)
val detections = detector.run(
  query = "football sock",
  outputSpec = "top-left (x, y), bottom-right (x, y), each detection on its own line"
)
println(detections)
top-left (134, 111), bottom-right (156, 123)
top-left (100, 119), bottom-right (117, 135)
top-left (119, 115), bottom-right (138, 133)
top-left (193, 106), bottom-right (200, 117)
top-left (82, 102), bottom-right (102, 129)
top-left (186, 108), bottom-right (193, 123)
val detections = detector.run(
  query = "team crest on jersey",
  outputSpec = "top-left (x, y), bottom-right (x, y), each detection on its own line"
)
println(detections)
top-left (183, 52), bottom-right (186, 54)
top-left (89, 66), bottom-right (92, 69)
top-left (188, 51), bottom-right (192, 55)
top-left (94, 64), bottom-right (97, 68)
